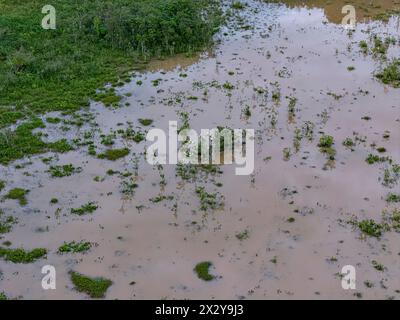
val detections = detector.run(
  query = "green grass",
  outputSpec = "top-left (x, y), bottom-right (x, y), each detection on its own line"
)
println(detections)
top-left (58, 241), bottom-right (91, 254)
top-left (0, 118), bottom-right (73, 164)
top-left (5, 188), bottom-right (29, 206)
top-left (70, 271), bottom-right (112, 298)
top-left (194, 261), bottom-right (215, 281)
top-left (0, 292), bottom-right (7, 300)
top-left (386, 193), bottom-right (400, 203)
top-left (49, 164), bottom-right (81, 178)
top-left (0, 0), bottom-right (222, 163)
top-left (0, 210), bottom-right (17, 234)
top-left (0, 246), bottom-right (47, 263)
top-left (71, 202), bottom-right (98, 215)
top-left (98, 148), bottom-right (129, 161)
top-left (358, 219), bottom-right (384, 238)
top-left (195, 186), bottom-right (224, 211)
top-left (376, 59), bottom-right (400, 88)
top-left (318, 135), bottom-right (336, 160)
top-left (138, 118), bottom-right (154, 126)
top-left (365, 154), bottom-right (387, 165)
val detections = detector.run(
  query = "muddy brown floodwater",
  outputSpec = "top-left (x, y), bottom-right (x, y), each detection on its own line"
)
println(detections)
top-left (1, 0), bottom-right (400, 299)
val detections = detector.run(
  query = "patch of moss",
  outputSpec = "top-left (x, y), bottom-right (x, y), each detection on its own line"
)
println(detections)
top-left (0, 247), bottom-right (47, 263)
top-left (98, 148), bottom-right (129, 161)
top-left (5, 188), bottom-right (29, 206)
top-left (70, 271), bottom-right (112, 298)
top-left (194, 261), bottom-right (215, 281)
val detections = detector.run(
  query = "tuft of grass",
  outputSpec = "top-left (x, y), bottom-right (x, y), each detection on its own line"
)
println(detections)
top-left (70, 271), bottom-right (112, 298)
top-left (235, 229), bottom-right (250, 241)
top-left (0, 180), bottom-right (5, 192)
top-left (0, 247), bottom-right (47, 263)
top-left (49, 164), bottom-right (82, 178)
top-left (138, 118), bottom-right (153, 126)
top-left (98, 148), bottom-right (129, 161)
top-left (371, 260), bottom-right (385, 272)
top-left (58, 241), bottom-right (92, 254)
top-left (195, 186), bottom-right (224, 211)
top-left (231, 1), bottom-right (245, 10)
top-left (0, 210), bottom-right (17, 234)
top-left (71, 202), bottom-right (98, 215)
top-left (318, 135), bottom-right (336, 160)
top-left (194, 261), bottom-right (215, 281)
top-left (376, 59), bottom-right (400, 88)
top-left (365, 154), bottom-right (387, 165)
top-left (318, 135), bottom-right (334, 148)
top-left (386, 193), bottom-right (400, 203)
top-left (5, 188), bottom-right (29, 206)
top-left (358, 219), bottom-right (384, 238)
top-left (0, 0), bottom-right (222, 163)
top-left (0, 292), bottom-right (7, 300)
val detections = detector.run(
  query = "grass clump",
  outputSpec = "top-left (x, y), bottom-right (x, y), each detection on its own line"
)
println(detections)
top-left (371, 260), bottom-right (385, 272)
top-left (58, 241), bottom-right (91, 254)
top-left (365, 154), bottom-right (387, 165)
top-left (0, 292), bottom-right (7, 300)
top-left (0, 210), bottom-right (17, 234)
top-left (138, 119), bottom-right (153, 126)
top-left (70, 271), bottom-right (112, 298)
top-left (0, 247), bottom-right (47, 263)
top-left (71, 202), bottom-right (98, 215)
top-left (5, 188), bottom-right (29, 206)
top-left (98, 148), bottom-right (129, 161)
top-left (358, 219), bottom-right (385, 238)
top-left (318, 135), bottom-right (336, 160)
top-left (0, 180), bottom-right (5, 192)
top-left (194, 261), bottom-right (215, 281)
top-left (232, 1), bottom-right (245, 9)
top-left (376, 59), bottom-right (400, 88)
top-left (49, 164), bottom-right (82, 178)
top-left (195, 186), bottom-right (224, 211)
top-left (386, 193), bottom-right (400, 203)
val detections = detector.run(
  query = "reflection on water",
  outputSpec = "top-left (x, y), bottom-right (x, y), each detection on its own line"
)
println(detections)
top-left (273, 0), bottom-right (400, 23)
top-left (146, 51), bottom-right (213, 72)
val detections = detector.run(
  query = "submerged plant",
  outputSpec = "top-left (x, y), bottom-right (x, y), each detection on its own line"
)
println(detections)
top-left (194, 261), bottom-right (215, 281)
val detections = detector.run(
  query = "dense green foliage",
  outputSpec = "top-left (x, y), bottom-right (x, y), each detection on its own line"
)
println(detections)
top-left (0, 0), bottom-right (222, 162)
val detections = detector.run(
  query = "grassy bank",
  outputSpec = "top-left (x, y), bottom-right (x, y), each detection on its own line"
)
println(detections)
top-left (0, 0), bottom-right (222, 164)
